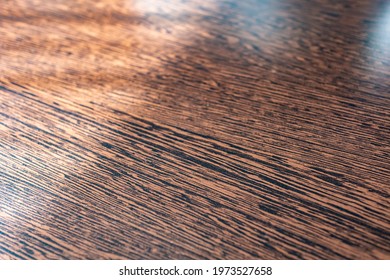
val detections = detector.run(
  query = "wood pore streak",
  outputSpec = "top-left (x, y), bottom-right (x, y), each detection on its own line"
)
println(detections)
top-left (0, 0), bottom-right (389, 259)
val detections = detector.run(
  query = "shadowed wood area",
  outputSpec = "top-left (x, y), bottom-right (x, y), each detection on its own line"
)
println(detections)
top-left (1, 0), bottom-right (389, 259)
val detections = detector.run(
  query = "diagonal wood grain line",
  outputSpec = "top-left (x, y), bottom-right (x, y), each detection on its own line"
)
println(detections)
top-left (0, 0), bottom-right (389, 259)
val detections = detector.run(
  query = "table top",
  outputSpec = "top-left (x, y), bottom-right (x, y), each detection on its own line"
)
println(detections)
top-left (1, 0), bottom-right (389, 259)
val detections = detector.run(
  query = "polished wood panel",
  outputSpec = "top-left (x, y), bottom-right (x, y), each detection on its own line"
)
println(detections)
top-left (0, 0), bottom-right (389, 259)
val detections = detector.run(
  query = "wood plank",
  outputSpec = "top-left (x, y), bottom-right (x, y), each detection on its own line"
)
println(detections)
top-left (0, 0), bottom-right (389, 259)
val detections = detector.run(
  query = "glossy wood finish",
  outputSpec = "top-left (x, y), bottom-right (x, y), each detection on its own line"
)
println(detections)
top-left (1, 0), bottom-right (389, 260)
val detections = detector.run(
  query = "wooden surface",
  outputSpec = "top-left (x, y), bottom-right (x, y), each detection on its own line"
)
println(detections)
top-left (1, 0), bottom-right (389, 260)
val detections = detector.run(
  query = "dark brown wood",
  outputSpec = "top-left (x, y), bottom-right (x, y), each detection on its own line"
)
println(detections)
top-left (1, 0), bottom-right (389, 260)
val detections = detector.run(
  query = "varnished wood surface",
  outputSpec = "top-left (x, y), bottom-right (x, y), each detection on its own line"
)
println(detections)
top-left (1, 0), bottom-right (389, 260)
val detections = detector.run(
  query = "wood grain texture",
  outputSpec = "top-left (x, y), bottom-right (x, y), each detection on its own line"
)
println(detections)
top-left (0, 0), bottom-right (389, 260)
